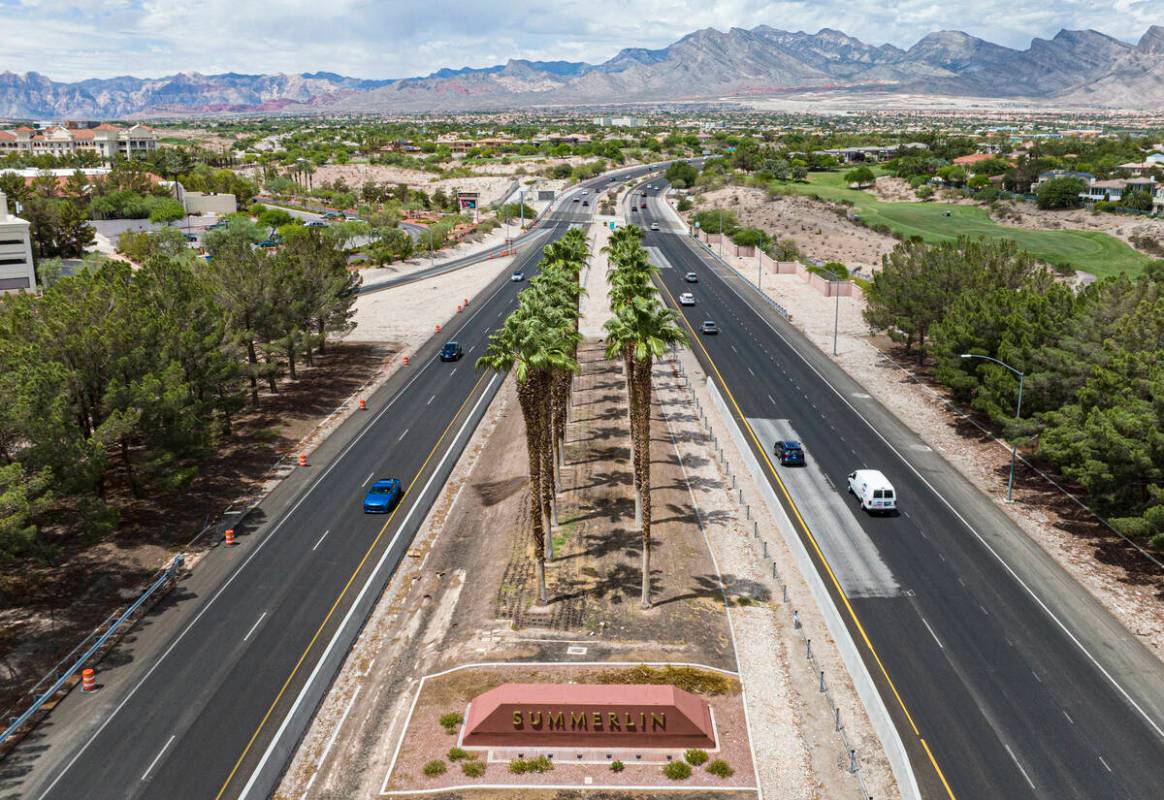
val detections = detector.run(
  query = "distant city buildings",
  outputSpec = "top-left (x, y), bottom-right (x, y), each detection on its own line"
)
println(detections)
top-left (0, 191), bottom-right (35, 294)
top-left (592, 115), bottom-right (643, 128)
top-left (0, 123), bottom-right (158, 159)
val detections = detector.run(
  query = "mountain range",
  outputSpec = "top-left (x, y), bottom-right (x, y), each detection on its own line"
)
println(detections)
top-left (2, 25), bottom-right (1162, 118)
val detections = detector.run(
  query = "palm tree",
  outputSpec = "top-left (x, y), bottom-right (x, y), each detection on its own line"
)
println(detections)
top-left (604, 237), bottom-right (686, 609)
top-left (475, 229), bottom-right (589, 604)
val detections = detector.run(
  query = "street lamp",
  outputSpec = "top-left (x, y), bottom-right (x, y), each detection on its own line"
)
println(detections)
top-left (961, 353), bottom-right (1025, 503)
top-left (826, 266), bottom-right (845, 357)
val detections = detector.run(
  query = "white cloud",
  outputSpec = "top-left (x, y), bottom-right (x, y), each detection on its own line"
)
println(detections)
top-left (0, 0), bottom-right (1160, 81)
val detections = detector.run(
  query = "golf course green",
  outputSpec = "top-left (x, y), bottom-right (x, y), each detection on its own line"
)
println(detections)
top-left (778, 172), bottom-right (1151, 279)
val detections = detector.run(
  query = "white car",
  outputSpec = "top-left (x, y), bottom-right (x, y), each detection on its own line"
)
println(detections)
top-left (679, 292), bottom-right (695, 306)
top-left (847, 469), bottom-right (897, 515)
top-left (649, 222), bottom-right (660, 232)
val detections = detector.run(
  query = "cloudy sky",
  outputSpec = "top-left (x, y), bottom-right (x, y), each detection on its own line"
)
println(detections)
top-left (1, 0), bottom-right (1161, 81)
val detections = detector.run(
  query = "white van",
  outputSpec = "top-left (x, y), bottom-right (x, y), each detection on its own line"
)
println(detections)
top-left (847, 469), bottom-right (897, 515)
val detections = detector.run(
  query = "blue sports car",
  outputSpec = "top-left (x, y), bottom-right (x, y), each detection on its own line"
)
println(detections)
top-left (363, 478), bottom-right (402, 513)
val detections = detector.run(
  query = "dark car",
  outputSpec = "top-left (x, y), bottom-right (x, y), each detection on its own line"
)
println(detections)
top-left (700, 320), bottom-right (719, 335)
top-left (685, 271), bottom-right (699, 283)
top-left (439, 341), bottom-right (463, 362)
top-left (640, 202), bottom-right (647, 209)
top-left (775, 440), bottom-right (805, 466)
top-left (581, 200), bottom-right (589, 207)
top-left (363, 478), bottom-right (402, 514)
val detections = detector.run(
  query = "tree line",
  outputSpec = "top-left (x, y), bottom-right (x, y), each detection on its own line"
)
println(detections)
top-left (0, 226), bottom-right (359, 562)
top-left (864, 236), bottom-right (1164, 546)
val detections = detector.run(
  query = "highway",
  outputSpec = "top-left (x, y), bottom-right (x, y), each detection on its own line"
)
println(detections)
top-left (638, 185), bottom-right (1164, 798)
top-left (18, 197), bottom-right (601, 800)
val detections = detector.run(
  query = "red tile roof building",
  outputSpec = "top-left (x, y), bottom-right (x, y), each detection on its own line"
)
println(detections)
top-left (0, 123), bottom-right (157, 159)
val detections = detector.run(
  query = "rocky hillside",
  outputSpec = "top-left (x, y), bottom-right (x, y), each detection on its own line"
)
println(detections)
top-left (1, 25), bottom-right (1160, 117)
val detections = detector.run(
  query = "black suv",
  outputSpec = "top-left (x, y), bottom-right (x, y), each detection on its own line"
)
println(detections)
top-left (775, 440), bottom-right (805, 466)
top-left (439, 341), bottom-right (463, 362)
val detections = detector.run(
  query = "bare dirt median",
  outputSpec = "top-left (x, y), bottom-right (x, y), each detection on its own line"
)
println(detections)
top-left (277, 334), bottom-right (894, 798)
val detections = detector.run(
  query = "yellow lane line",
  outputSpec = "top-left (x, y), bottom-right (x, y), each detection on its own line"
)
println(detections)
top-left (656, 275), bottom-right (956, 800)
top-left (215, 371), bottom-right (491, 800)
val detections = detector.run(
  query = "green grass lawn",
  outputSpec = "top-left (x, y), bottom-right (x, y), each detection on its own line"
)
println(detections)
top-left (775, 172), bottom-right (1151, 279)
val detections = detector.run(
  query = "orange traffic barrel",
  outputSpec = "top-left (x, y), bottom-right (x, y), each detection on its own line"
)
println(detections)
top-left (298, 453), bottom-right (307, 467)
top-left (435, 324), bottom-right (441, 333)
top-left (82, 668), bottom-right (96, 692)
top-left (403, 355), bottom-right (410, 366)
top-left (224, 528), bottom-right (237, 546)
top-left (359, 398), bottom-right (367, 410)
top-left (456, 304), bottom-right (462, 313)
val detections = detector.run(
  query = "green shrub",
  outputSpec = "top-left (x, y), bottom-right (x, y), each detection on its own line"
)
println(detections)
top-left (447, 746), bottom-right (475, 762)
top-left (664, 760), bottom-right (692, 780)
top-left (610, 760), bottom-right (625, 772)
top-left (461, 760), bottom-right (486, 777)
top-left (422, 759), bottom-right (447, 777)
top-left (706, 759), bottom-right (735, 778)
top-left (439, 711), bottom-right (463, 733)
top-left (508, 755), bottom-right (554, 774)
top-left (684, 748), bottom-right (709, 766)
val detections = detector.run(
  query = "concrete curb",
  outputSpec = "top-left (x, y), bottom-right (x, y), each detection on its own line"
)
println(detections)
top-left (703, 377), bottom-right (922, 800)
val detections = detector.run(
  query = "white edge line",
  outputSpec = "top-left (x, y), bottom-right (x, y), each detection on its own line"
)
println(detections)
top-left (238, 374), bottom-right (501, 799)
top-left (683, 232), bottom-right (1164, 743)
top-left (36, 272), bottom-right (519, 800)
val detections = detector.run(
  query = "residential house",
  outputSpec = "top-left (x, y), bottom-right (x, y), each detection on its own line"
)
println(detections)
top-left (1080, 177), bottom-right (1156, 204)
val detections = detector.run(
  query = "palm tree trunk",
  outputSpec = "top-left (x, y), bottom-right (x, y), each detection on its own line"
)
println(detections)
top-left (517, 380), bottom-right (548, 605)
top-left (623, 346), bottom-right (642, 530)
top-left (635, 358), bottom-right (654, 608)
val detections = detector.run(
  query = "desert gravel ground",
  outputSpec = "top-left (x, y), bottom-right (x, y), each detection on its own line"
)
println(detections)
top-left (688, 186), bottom-right (897, 272)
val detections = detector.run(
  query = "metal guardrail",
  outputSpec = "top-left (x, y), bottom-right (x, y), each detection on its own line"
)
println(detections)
top-left (666, 349), bottom-right (880, 800)
top-left (0, 555), bottom-right (185, 754)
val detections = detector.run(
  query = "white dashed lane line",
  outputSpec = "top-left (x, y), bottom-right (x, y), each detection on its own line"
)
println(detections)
top-left (141, 735), bottom-right (176, 782)
top-left (398, 427), bottom-right (409, 442)
top-left (243, 611), bottom-right (268, 643)
top-left (312, 530), bottom-right (330, 551)
top-left (922, 617), bottom-right (944, 649)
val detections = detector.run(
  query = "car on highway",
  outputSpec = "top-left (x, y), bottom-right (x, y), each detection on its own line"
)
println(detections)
top-left (679, 292), bottom-right (695, 306)
top-left (439, 341), bottom-right (463, 362)
top-left (640, 202), bottom-right (648, 209)
top-left (700, 320), bottom-right (719, 334)
top-left (650, 222), bottom-right (660, 231)
top-left (323, 211), bottom-right (344, 220)
top-left (572, 197), bottom-right (580, 203)
top-left (207, 219), bottom-right (228, 231)
top-left (847, 469), bottom-right (896, 515)
top-left (511, 270), bottom-right (525, 282)
top-left (182, 232), bottom-right (198, 243)
top-left (581, 200), bottom-right (589, 207)
top-left (774, 440), bottom-right (805, 466)
top-left (685, 271), bottom-right (699, 283)
top-left (630, 206), bottom-right (637, 213)
top-left (363, 478), bottom-right (402, 514)
top-left (305, 219), bottom-right (327, 228)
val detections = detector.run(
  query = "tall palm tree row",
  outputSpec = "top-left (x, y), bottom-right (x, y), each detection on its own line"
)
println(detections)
top-left (603, 225), bottom-right (687, 609)
top-left (476, 228), bottom-right (589, 604)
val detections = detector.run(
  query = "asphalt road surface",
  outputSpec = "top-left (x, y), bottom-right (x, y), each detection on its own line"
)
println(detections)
top-left (23, 201), bottom-right (599, 800)
top-left (638, 186), bottom-right (1164, 799)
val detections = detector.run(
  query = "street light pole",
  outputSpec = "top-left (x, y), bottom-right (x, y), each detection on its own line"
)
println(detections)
top-left (961, 353), bottom-right (1026, 502)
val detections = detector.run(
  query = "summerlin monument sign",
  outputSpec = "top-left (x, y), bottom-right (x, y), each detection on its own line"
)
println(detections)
top-left (461, 683), bottom-right (717, 749)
